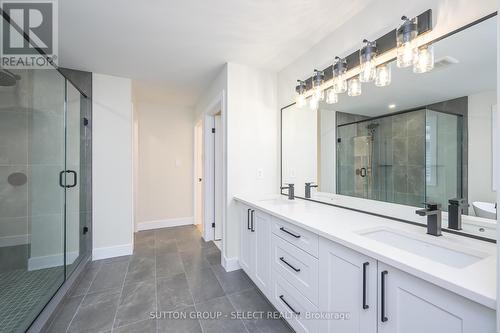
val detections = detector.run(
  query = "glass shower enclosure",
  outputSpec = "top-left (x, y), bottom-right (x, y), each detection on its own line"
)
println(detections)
top-left (336, 109), bottom-right (463, 210)
top-left (0, 68), bottom-right (92, 332)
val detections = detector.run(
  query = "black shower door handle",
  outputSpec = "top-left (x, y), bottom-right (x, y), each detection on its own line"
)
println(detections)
top-left (67, 170), bottom-right (77, 188)
top-left (59, 170), bottom-right (77, 188)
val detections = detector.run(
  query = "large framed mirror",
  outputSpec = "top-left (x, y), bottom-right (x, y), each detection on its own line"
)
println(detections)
top-left (281, 13), bottom-right (497, 241)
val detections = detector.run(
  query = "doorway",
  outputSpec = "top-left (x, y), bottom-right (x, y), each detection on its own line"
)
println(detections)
top-left (194, 121), bottom-right (204, 234)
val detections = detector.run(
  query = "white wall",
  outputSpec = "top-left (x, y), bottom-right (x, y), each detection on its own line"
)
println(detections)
top-left (132, 82), bottom-right (194, 230)
top-left (226, 63), bottom-right (278, 260)
top-left (468, 91), bottom-right (497, 209)
top-left (195, 63), bottom-right (278, 265)
top-left (92, 73), bottom-right (134, 260)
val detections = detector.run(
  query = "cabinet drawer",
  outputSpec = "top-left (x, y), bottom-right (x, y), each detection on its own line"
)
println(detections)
top-left (272, 272), bottom-right (318, 333)
top-left (272, 218), bottom-right (319, 257)
top-left (272, 234), bottom-right (318, 305)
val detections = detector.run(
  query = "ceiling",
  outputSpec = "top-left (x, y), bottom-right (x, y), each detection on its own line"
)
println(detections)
top-left (59, 0), bottom-right (373, 106)
top-left (320, 16), bottom-right (497, 116)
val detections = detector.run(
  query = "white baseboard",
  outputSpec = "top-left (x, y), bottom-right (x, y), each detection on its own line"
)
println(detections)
top-left (136, 217), bottom-right (194, 231)
top-left (92, 243), bottom-right (133, 261)
top-left (0, 234), bottom-right (30, 247)
top-left (28, 251), bottom-right (79, 271)
top-left (222, 254), bottom-right (240, 272)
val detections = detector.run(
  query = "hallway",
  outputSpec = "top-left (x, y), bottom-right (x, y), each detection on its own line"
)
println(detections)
top-left (45, 226), bottom-right (293, 333)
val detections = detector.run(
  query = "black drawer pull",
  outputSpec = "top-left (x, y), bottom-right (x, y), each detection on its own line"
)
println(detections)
top-left (279, 257), bottom-right (300, 272)
top-left (362, 262), bottom-right (369, 309)
top-left (279, 295), bottom-right (300, 315)
top-left (279, 227), bottom-right (301, 238)
top-left (250, 210), bottom-right (255, 232)
top-left (381, 270), bottom-right (388, 322)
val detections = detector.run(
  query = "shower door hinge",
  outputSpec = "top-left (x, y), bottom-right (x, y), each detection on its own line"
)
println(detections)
top-left (212, 128), bottom-right (215, 133)
top-left (212, 222), bottom-right (215, 228)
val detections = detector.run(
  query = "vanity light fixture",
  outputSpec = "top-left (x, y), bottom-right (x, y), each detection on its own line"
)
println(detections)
top-left (312, 69), bottom-right (325, 101)
top-left (375, 62), bottom-right (392, 87)
top-left (326, 89), bottom-right (338, 104)
top-left (347, 76), bottom-right (362, 97)
top-left (396, 15), bottom-right (419, 68)
top-left (359, 39), bottom-right (377, 82)
top-left (295, 80), bottom-right (307, 107)
top-left (333, 56), bottom-right (348, 93)
top-left (309, 95), bottom-right (319, 110)
top-left (413, 44), bottom-right (435, 73)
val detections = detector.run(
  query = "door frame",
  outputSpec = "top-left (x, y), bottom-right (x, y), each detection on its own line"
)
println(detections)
top-left (194, 91), bottom-right (226, 250)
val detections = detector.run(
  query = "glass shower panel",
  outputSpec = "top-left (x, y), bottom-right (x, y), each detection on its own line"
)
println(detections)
top-left (425, 110), bottom-right (463, 211)
top-left (65, 81), bottom-right (82, 276)
top-left (336, 110), bottom-right (427, 207)
top-left (0, 68), bottom-right (66, 333)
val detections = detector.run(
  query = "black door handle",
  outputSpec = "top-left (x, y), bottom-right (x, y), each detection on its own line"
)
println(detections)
top-left (279, 295), bottom-right (300, 315)
top-left (279, 257), bottom-right (300, 272)
top-left (362, 262), bottom-right (369, 309)
top-left (381, 270), bottom-right (388, 322)
top-left (360, 167), bottom-right (367, 177)
top-left (279, 227), bottom-right (300, 238)
top-left (250, 210), bottom-right (255, 232)
top-left (247, 209), bottom-right (251, 230)
top-left (67, 170), bottom-right (77, 188)
top-left (59, 170), bottom-right (77, 188)
top-left (59, 170), bottom-right (65, 188)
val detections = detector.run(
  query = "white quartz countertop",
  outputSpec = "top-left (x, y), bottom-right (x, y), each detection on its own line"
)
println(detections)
top-left (234, 194), bottom-right (497, 310)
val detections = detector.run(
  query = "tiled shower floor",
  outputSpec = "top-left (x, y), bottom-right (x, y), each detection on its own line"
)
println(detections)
top-left (45, 225), bottom-right (294, 333)
top-left (0, 266), bottom-right (63, 333)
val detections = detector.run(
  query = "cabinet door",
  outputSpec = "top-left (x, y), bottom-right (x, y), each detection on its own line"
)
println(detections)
top-left (253, 210), bottom-right (271, 294)
top-left (378, 263), bottom-right (495, 333)
top-left (239, 205), bottom-right (254, 274)
top-left (318, 238), bottom-right (377, 333)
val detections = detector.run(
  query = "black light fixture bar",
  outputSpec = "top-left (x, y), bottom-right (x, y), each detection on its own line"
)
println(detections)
top-left (301, 9), bottom-right (432, 91)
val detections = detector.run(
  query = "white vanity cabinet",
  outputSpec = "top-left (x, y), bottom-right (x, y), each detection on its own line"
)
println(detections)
top-left (237, 200), bottom-right (495, 333)
top-left (377, 262), bottom-right (496, 333)
top-left (239, 204), bottom-right (271, 295)
top-left (318, 238), bottom-right (377, 333)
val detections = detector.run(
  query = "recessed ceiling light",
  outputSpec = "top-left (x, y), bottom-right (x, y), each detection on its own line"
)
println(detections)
top-left (388, 104), bottom-right (396, 109)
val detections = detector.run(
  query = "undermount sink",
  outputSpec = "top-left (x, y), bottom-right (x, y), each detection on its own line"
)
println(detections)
top-left (358, 228), bottom-right (488, 268)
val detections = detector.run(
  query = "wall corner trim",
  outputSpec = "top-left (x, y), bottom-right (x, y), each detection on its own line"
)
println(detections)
top-left (136, 217), bottom-right (194, 232)
top-left (92, 244), bottom-right (133, 261)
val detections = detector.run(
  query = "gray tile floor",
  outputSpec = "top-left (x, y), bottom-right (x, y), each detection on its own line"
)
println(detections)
top-left (45, 225), bottom-right (293, 333)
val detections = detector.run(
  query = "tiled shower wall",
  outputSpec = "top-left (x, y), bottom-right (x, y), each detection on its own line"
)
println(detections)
top-left (337, 110), bottom-right (427, 207)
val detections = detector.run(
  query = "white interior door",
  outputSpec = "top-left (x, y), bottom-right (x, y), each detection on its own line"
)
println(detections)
top-left (194, 122), bottom-right (203, 229)
top-left (214, 114), bottom-right (222, 240)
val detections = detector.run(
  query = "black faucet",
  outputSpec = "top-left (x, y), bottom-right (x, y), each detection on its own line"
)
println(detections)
top-left (305, 182), bottom-right (318, 199)
top-left (448, 198), bottom-right (468, 230)
top-left (416, 203), bottom-right (442, 236)
top-left (280, 184), bottom-right (295, 200)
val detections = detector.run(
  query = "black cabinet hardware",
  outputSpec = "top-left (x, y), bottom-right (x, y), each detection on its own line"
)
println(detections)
top-left (250, 210), bottom-right (255, 232)
top-left (279, 257), bottom-right (300, 272)
top-left (279, 295), bottom-right (300, 315)
top-left (279, 227), bottom-right (300, 238)
top-left (381, 270), bottom-right (388, 322)
top-left (362, 262), bottom-right (369, 309)
top-left (247, 209), bottom-right (251, 230)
